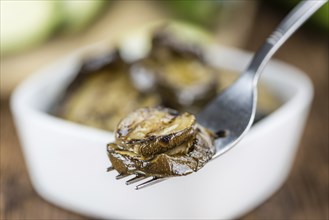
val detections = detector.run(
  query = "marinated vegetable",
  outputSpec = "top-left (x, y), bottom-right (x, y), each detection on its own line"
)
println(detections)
top-left (56, 51), bottom-right (160, 131)
top-left (116, 107), bottom-right (196, 157)
top-left (132, 30), bottom-right (218, 113)
top-left (107, 107), bottom-right (215, 177)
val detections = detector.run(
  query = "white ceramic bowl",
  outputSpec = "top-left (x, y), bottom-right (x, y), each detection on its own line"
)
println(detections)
top-left (11, 45), bottom-right (313, 219)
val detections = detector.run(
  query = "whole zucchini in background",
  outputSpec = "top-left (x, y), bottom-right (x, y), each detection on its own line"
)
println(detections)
top-left (310, 1), bottom-right (328, 31)
top-left (60, 0), bottom-right (108, 33)
top-left (0, 0), bottom-right (61, 55)
top-left (164, 0), bottom-right (222, 28)
top-left (268, 0), bottom-right (328, 31)
top-left (0, 0), bottom-right (108, 56)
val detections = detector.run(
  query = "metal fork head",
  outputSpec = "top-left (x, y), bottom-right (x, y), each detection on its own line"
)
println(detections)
top-left (197, 74), bottom-right (257, 158)
top-left (107, 166), bottom-right (168, 190)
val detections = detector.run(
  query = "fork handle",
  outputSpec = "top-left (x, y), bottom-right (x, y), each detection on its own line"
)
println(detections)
top-left (245, 0), bottom-right (327, 85)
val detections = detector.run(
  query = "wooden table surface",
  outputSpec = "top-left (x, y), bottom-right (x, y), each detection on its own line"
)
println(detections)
top-left (1, 4), bottom-right (328, 220)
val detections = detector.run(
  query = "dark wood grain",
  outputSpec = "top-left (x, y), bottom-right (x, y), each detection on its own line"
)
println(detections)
top-left (1, 4), bottom-right (328, 220)
top-left (0, 101), bottom-right (87, 220)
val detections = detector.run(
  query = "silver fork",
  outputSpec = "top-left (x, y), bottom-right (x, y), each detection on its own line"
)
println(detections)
top-left (108, 0), bottom-right (327, 190)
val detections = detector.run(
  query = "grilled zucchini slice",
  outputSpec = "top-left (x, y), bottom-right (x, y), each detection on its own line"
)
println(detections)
top-left (108, 107), bottom-right (215, 177)
top-left (133, 30), bottom-right (219, 113)
top-left (115, 107), bottom-right (196, 157)
top-left (57, 52), bottom-right (160, 131)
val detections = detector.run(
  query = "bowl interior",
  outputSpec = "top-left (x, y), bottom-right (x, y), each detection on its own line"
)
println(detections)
top-left (13, 44), bottom-right (312, 135)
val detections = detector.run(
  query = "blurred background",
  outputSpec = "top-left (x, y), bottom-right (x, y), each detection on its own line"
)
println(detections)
top-left (1, 0), bottom-right (328, 219)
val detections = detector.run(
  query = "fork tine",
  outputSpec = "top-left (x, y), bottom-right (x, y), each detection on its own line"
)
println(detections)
top-left (107, 166), bottom-right (114, 172)
top-left (125, 175), bottom-right (148, 185)
top-left (116, 173), bottom-right (131, 180)
top-left (135, 177), bottom-right (167, 190)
